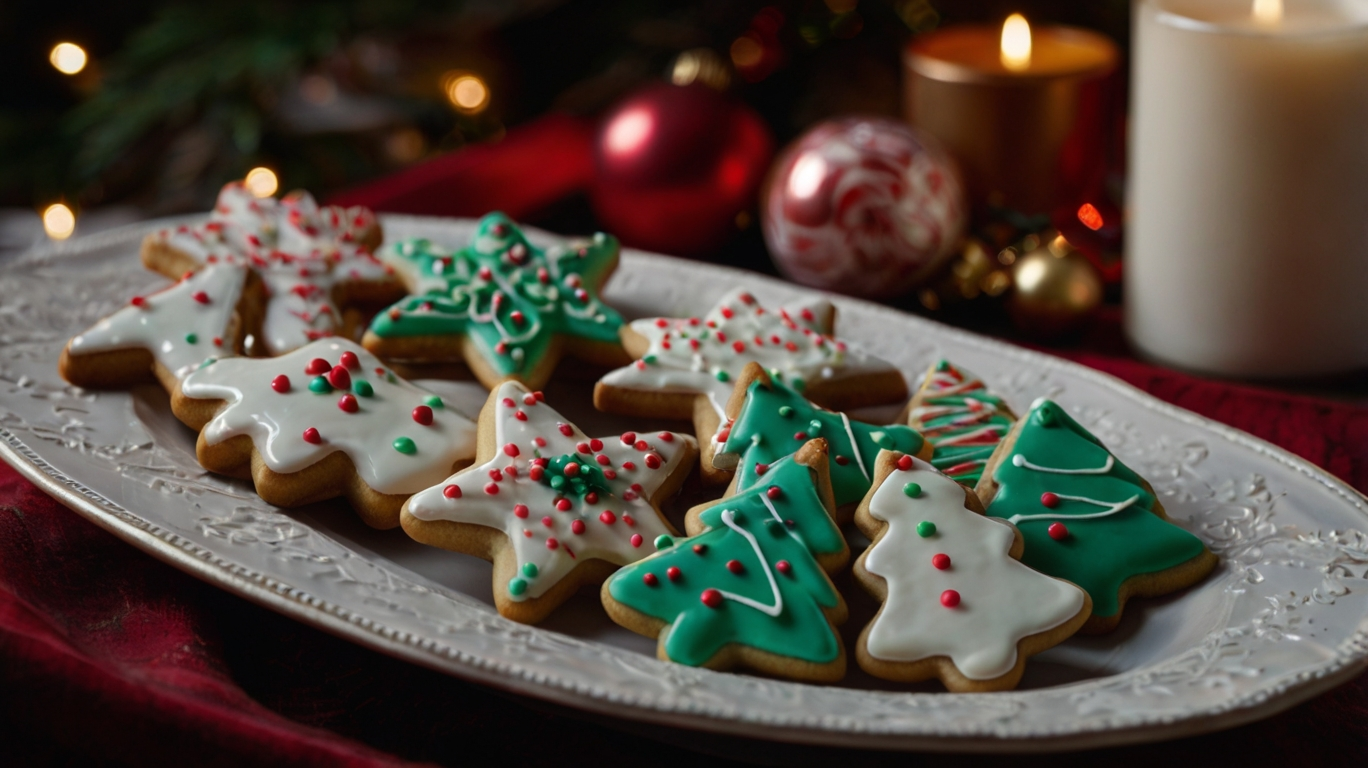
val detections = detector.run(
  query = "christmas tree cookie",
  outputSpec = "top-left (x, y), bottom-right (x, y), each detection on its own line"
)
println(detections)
top-left (980, 399), bottom-right (1218, 634)
top-left (903, 360), bottom-right (1016, 488)
top-left (593, 288), bottom-right (907, 476)
top-left (710, 362), bottom-right (932, 512)
top-left (143, 182), bottom-right (403, 355)
top-left (362, 212), bottom-right (630, 391)
top-left (603, 440), bottom-right (848, 681)
top-left (60, 263), bottom-right (260, 392)
top-left (853, 451), bottom-right (1090, 692)
top-left (171, 339), bottom-right (477, 529)
top-left (400, 380), bottom-right (697, 624)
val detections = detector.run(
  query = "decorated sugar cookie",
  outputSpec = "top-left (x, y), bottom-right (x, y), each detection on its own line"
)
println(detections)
top-left (362, 212), bottom-right (630, 390)
top-left (400, 380), bottom-right (697, 624)
top-left (904, 360), bottom-right (1016, 488)
top-left (171, 339), bottom-right (477, 529)
top-left (593, 288), bottom-right (908, 476)
top-left (603, 440), bottom-right (848, 682)
top-left (853, 451), bottom-right (1090, 691)
top-left (60, 263), bottom-right (257, 392)
top-left (711, 362), bottom-right (932, 510)
top-left (142, 182), bottom-right (402, 355)
top-left (980, 399), bottom-right (1218, 634)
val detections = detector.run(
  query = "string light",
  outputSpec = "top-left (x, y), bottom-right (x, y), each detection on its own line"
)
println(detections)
top-left (49, 42), bottom-right (88, 75)
top-left (441, 72), bottom-right (489, 114)
top-left (43, 204), bottom-right (76, 240)
top-left (1077, 203), bottom-right (1104, 231)
top-left (245, 167), bottom-right (279, 198)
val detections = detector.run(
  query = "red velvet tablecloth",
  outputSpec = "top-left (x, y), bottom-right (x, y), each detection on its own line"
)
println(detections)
top-left (5, 115), bottom-right (1368, 765)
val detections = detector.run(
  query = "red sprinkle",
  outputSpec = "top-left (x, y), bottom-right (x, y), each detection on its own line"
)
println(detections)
top-left (513, 504), bottom-right (528, 518)
top-left (546, 538), bottom-right (559, 550)
top-left (754, 463), bottom-right (769, 476)
top-left (940, 590), bottom-right (961, 608)
top-left (590, 438), bottom-right (603, 451)
top-left (337, 394), bottom-right (359, 413)
top-left (644, 454), bottom-right (661, 470)
top-left (502, 397), bottom-right (516, 408)
top-left (271, 375), bottom-right (291, 393)
top-left (484, 482), bottom-right (499, 495)
top-left (897, 455), bottom-right (914, 471)
top-left (339, 351), bottom-right (360, 370)
top-left (595, 454), bottom-right (610, 466)
top-left (413, 405), bottom-right (434, 425)
top-left (776, 560), bottom-right (792, 575)
top-left (302, 427), bottom-right (321, 444)
top-left (130, 296), bottom-right (147, 308)
top-left (564, 462), bottom-right (580, 477)
top-left (932, 554), bottom-right (951, 570)
top-left (1041, 492), bottom-right (1060, 508)
top-left (541, 516), bottom-right (554, 528)
top-left (528, 465), bottom-right (545, 481)
top-left (654, 318), bottom-right (668, 328)
top-left (622, 461), bottom-right (636, 471)
top-left (327, 365), bottom-right (351, 390)
top-left (732, 341), bottom-right (746, 354)
top-left (502, 442), bottom-right (519, 457)
top-left (305, 358), bottom-right (331, 375)
top-left (585, 491), bottom-right (599, 504)
top-left (443, 485), bottom-right (462, 499)
top-left (576, 442), bottom-right (591, 454)
top-left (700, 588), bottom-right (724, 608)
top-left (556, 499), bottom-right (572, 511)
top-left (1048, 522), bottom-right (1070, 541)
top-left (599, 511), bottom-right (617, 525)
top-left (643, 573), bottom-right (659, 586)
top-left (726, 559), bottom-right (744, 574)
top-left (558, 423), bottom-right (574, 437)
top-left (692, 544), bottom-right (707, 554)
top-left (666, 566), bottom-right (682, 581)
top-left (192, 291), bottom-right (210, 304)
top-left (766, 486), bottom-right (782, 499)
top-left (571, 519), bottom-right (586, 535)
top-left (630, 533), bottom-right (643, 547)
top-left (621, 431), bottom-right (636, 445)
top-left (658, 432), bottom-right (674, 442)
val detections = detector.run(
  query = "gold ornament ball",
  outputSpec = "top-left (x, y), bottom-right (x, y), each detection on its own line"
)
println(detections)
top-left (1007, 238), bottom-right (1103, 337)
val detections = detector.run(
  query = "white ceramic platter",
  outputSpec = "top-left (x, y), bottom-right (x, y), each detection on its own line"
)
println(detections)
top-left (3, 215), bottom-right (1368, 753)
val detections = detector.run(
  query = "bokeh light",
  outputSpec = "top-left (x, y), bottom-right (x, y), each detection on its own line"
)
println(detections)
top-left (1000, 14), bottom-right (1032, 71)
top-left (442, 72), bottom-right (490, 114)
top-left (49, 42), bottom-right (88, 75)
top-left (43, 204), bottom-right (76, 240)
top-left (245, 167), bottom-right (279, 198)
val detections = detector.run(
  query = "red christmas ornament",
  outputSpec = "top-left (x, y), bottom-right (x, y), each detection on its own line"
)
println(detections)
top-left (591, 82), bottom-right (773, 256)
top-left (763, 117), bottom-right (966, 298)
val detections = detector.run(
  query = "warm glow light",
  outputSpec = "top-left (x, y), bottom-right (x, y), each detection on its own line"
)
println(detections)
top-left (604, 108), bottom-right (654, 157)
top-left (49, 43), bottom-right (87, 75)
top-left (730, 36), bottom-right (764, 69)
top-left (1077, 203), bottom-right (1104, 231)
top-left (1000, 13), bottom-right (1032, 72)
top-left (1253, 0), bottom-right (1283, 24)
top-left (43, 204), bottom-right (76, 240)
top-left (443, 73), bottom-right (489, 114)
top-left (788, 153), bottom-right (828, 199)
top-left (244, 167), bottom-right (279, 198)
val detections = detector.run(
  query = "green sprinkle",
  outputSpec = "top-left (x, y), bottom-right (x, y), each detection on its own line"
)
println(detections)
top-left (936, 360), bottom-right (950, 372)
top-left (184, 333), bottom-right (198, 344)
top-left (654, 534), bottom-right (674, 549)
top-left (392, 436), bottom-right (416, 454)
top-left (424, 395), bottom-right (444, 409)
top-left (643, 354), bottom-right (657, 364)
top-left (778, 406), bottom-right (794, 418)
top-left (1035, 403), bottom-right (1057, 427)
top-left (386, 372), bottom-right (398, 384)
top-left (904, 482), bottom-right (922, 498)
top-left (508, 577), bottom-right (527, 597)
top-left (917, 520), bottom-right (936, 537)
top-left (714, 369), bottom-right (729, 382)
top-left (309, 376), bottom-right (332, 394)
top-left (809, 419), bottom-right (822, 434)
top-left (353, 380), bottom-right (374, 397)
top-left (522, 562), bottom-right (538, 578)
top-left (550, 475), bottom-right (565, 490)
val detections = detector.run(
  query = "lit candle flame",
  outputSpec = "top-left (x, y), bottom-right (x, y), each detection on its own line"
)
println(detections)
top-left (1001, 13), bottom-right (1032, 72)
top-left (1253, 0), bottom-right (1283, 25)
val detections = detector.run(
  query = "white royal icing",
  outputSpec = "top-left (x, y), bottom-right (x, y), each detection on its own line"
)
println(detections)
top-left (180, 339), bottom-right (476, 495)
top-left (149, 182), bottom-right (390, 355)
top-left (406, 381), bottom-right (697, 602)
top-left (863, 458), bottom-right (1086, 680)
top-left (598, 288), bottom-right (898, 418)
top-left (69, 263), bottom-right (249, 381)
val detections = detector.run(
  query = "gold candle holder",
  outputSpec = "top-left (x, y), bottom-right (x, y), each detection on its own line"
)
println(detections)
top-left (903, 18), bottom-right (1118, 217)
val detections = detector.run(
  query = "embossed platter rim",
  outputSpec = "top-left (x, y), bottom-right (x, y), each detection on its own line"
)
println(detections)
top-left (3, 215), bottom-right (1368, 753)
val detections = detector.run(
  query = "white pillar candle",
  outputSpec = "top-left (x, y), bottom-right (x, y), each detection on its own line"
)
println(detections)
top-left (1127, 0), bottom-right (1368, 377)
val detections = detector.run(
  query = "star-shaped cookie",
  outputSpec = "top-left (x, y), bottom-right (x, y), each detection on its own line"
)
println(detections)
top-left (171, 338), bottom-right (477, 529)
top-left (143, 182), bottom-right (403, 355)
top-left (362, 212), bottom-right (630, 390)
top-left (401, 380), bottom-right (697, 624)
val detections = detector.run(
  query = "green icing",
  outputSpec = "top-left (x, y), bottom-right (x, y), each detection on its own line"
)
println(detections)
top-left (908, 360), bottom-right (1014, 487)
top-left (607, 467), bottom-right (842, 666)
top-left (984, 399), bottom-right (1208, 617)
top-left (697, 455), bottom-right (846, 559)
top-left (367, 212), bottom-right (623, 377)
top-left (538, 453), bottom-right (611, 498)
top-left (720, 376), bottom-right (925, 506)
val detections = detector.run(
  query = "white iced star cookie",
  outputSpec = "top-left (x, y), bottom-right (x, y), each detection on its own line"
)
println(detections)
top-left (593, 288), bottom-right (907, 483)
top-left (171, 338), bottom-right (477, 529)
top-left (60, 262), bottom-right (259, 392)
top-left (142, 182), bottom-right (404, 355)
top-left (401, 380), bottom-right (698, 624)
top-left (852, 451), bottom-right (1091, 692)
